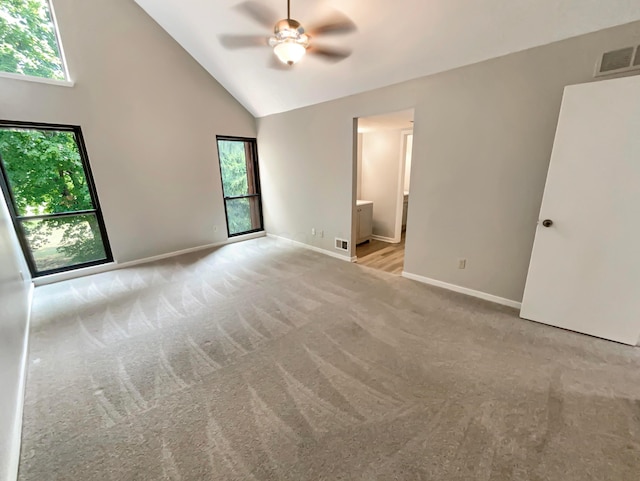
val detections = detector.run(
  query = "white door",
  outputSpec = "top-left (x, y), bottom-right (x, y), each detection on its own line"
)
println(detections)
top-left (521, 75), bottom-right (640, 346)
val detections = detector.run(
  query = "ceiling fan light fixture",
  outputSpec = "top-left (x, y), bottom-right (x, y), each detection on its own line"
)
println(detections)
top-left (274, 39), bottom-right (306, 65)
top-left (223, 1), bottom-right (355, 67)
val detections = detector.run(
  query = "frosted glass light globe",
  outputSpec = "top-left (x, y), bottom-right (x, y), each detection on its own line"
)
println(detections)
top-left (274, 40), bottom-right (306, 65)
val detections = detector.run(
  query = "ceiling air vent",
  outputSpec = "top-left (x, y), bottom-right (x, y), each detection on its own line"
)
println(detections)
top-left (595, 46), bottom-right (640, 77)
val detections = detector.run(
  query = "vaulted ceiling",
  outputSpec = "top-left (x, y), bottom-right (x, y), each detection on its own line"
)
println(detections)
top-left (134, 0), bottom-right (640, 117)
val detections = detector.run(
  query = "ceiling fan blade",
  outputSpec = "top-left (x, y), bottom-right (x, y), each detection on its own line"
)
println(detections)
top-left (308, 45), bottom-right (351, 62)
top-left (307, 12), bottom-right (357, 36)
top-left (268, 54), bottom-right (292, 70)
top-left (219, 34), bottom-right (268, 49)
top-left (234, 1), bottom-right (278, 29)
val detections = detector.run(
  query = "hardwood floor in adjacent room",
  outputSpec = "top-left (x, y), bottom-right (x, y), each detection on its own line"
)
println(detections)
top-left (356, 232), bottom-right (405, 275)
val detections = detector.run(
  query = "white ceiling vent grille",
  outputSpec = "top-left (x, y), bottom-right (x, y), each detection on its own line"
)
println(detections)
top-left (595, 46), bottom-right (640, 77)
top-left (335, 238), bottom-right (349, 252)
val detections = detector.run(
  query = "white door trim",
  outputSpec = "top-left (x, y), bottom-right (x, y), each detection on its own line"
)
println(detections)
top-left (393, 130), bottom-right (413, 243)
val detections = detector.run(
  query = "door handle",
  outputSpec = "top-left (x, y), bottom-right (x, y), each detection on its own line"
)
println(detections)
top-left (542, 219), bottom-right (553, 228)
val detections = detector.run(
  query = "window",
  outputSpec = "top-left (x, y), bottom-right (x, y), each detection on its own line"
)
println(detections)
top-left (0, 0), bottom-right (67, 80)
top-left (217, 136), bottom-right (264, 237)
top-left (0, 121), bottom-right (112, 276)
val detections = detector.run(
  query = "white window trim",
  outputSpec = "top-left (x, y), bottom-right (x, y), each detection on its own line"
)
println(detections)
top-left (0, 70), bottom-right (74, 87)
top-left (48, 0), bottom-right (71, 81)
top-left (0, 0), bottom-right (73, 86)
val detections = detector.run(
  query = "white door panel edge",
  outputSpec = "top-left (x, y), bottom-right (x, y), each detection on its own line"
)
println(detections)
top-left (521, 75), bottom-right (640, 346)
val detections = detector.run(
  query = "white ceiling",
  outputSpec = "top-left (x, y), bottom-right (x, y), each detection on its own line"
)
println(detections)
top-left (134, 0), bottom-right (640, 118)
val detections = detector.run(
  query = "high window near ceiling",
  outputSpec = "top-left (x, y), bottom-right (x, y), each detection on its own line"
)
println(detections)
top-left (217, 137), bottom-right (264, 237)
top-left (0, 0), bottom-right (68, 81)
top-left (0, 122), bottom-right (112, 277)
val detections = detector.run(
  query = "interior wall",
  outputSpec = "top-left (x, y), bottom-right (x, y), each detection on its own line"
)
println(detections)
top-left (0, 0), bottom-right (256, 264)
top-left (258, 20), bottom-right (640, 302)
top-left (360, 129), bottom-right (403, 240)
top-left (0, 197), bottom-right (31, 481)
top-left (258, 103), bottom-right (354, 251)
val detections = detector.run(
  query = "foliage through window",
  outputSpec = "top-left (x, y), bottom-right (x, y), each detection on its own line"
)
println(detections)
top-left (217, 137), bottom-right (263, 236)
top-left (0, 0), bottom-right (67, 80)
top-left (0, 122), bottom-right (112, 276)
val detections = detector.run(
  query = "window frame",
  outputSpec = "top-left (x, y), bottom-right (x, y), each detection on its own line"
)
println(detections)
top-left (0, 0), bottom-right (71, 82)
top-left (216, 135), bottom-right (265, 238)
top-left (46, 0), bottom-right (71, 81)
top-left (0, 120), bottom-right (113, 277)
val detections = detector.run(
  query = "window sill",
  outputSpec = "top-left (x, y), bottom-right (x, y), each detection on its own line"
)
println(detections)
top-left (0, 71), bottom-right (74, 87)
top-left (33, 261), bottom-right (115, 286)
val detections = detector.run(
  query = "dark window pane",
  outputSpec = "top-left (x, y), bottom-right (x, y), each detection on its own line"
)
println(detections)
top-left (0, 0), bottom-right (66, 80)
top-left (21, 214), bottom-right (107, 272)
top-left (0, 129), bottom-right (93, 216)
top-left (217, 140), bottom-right (250, 197)
top-left (225, 197), bottom-right (262, 236)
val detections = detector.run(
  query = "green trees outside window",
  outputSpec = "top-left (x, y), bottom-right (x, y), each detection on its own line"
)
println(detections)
top-left (219, 140), bottom-right (250, 197)
top-left (0, 125), bottom-right (112, 275)
top-left (217, 138), bottom-right (263, 236)
top-left (0, 0), bottom-right (66, 80)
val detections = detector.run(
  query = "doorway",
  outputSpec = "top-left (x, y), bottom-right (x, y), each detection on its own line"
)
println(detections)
top-left (353, 110), bottom-right (414, 274)
top-left (216, 136), bottom-right (264, 237)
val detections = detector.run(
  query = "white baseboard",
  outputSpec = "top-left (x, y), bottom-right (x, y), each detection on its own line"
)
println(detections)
top-left (401, 271), bottom-right (522, 309)
top-left (34, 231), bottom-right (267, 286)
top-left (371, 235), bottom-right (400, 244)
top-left (8, 282), bottom-right (34, 481)
top-left (118, 231), bottom-right (266, 269)
top-left (266, 234), bottom-right (353, 262)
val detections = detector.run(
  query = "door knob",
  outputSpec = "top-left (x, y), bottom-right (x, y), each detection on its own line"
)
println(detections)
top-left (542, 219), bottom-right (553, 228)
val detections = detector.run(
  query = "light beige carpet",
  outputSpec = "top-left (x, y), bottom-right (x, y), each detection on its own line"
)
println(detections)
top-left (19, 237), bottom-right (640, 480)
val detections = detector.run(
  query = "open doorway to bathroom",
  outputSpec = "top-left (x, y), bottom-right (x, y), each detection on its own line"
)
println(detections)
top-left (353, 109), bottom-right (414, 274)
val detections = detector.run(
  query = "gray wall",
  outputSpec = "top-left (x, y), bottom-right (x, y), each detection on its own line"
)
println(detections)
top-left (360, 129), bottom-right (403, 240)
top-left (0, 198), bottom-right (30, 481)
top-left (258, 103), bottom-right (355, 249)
top-left (258, 21), bottom-right (640, 302)
top-left (0, 0), bottom-right (256, 264)
top-left (0, 0), bottom-right (256, 478)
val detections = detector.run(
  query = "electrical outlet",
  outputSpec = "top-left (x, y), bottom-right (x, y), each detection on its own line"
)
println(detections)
top-left (213, 225), bottom-right (218, 232)
top-left (319, 230), bottom-right (324, 238)
top-left (458, 258), bottom-right (467, 269)
top-left (311, 228), bottom-right (316, 236)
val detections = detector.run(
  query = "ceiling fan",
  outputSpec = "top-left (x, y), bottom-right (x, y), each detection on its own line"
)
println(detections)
top-left (220, 0), bottom-right (356, 67)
